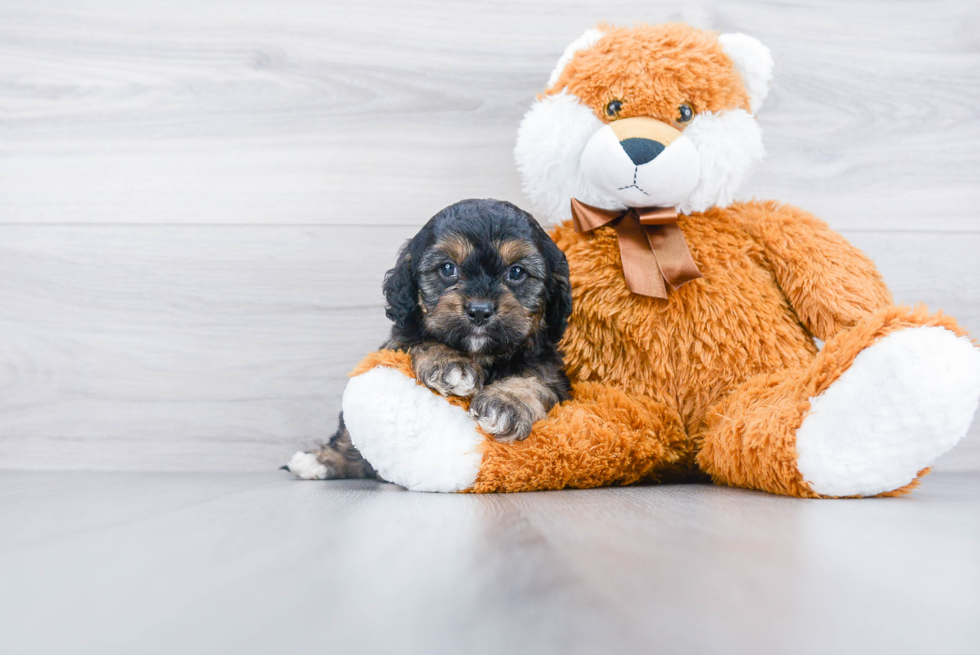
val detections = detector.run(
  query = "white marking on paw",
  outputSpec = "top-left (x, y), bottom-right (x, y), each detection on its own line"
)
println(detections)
top-left (472, 406), bottom-right (506, 435)
top-left (450, 368), bottom-right (478, 397)
top-left (286, 451), bottom-right (328, 480)
top-left (797, 326), bottom-right (980, 497)
top-left (444, 366), bottom-right (463, 387)
top-left (426, 365), bottom-right (478, 398)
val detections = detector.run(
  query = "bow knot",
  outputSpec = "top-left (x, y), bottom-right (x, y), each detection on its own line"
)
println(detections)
top-left (570, 198), bottom-right (702, 298)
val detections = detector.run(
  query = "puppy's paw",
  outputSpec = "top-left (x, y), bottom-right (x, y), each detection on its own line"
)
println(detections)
top-left (417, 355), bottom-right (483, 398)
top-left (283, 451), bottom-right (331, 480)
top-left (469, 388), bottom-right (537, 442)
top-left (282, 442), bottom-right (379, 481)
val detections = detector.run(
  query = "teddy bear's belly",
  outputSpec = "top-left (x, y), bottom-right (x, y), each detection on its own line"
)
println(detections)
top-left (560, 226), bottom-right (817, 436)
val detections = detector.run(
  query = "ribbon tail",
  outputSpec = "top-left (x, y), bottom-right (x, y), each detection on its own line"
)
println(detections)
top-left (644, 223), bottom-right (703, 290)
top-left (613, 213), bottom-right (668, 299)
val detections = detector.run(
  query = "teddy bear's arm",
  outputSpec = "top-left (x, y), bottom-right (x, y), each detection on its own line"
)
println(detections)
top-left (737, 201), bottom-right (892, 341)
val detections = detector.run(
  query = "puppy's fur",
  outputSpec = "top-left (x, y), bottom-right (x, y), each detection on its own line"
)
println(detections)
top-left (287, 199), bottom-right (572, 480)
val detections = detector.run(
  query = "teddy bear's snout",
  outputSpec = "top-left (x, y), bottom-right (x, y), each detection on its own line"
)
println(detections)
top-left (611, 116), bottom-right (681, 151)
top-left (580, 115), bottom-right (700, 209)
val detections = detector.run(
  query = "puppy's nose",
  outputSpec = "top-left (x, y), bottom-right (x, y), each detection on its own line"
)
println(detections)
top-left (620, 137), bottom-right (665, 166)
top-left (465, 301), bottom-right (495, 325)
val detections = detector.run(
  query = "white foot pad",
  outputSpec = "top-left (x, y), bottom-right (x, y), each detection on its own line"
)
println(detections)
top-left (797, 326), bottom-right (980, 496)
top-left (342, 367), bottom-right (483, 492)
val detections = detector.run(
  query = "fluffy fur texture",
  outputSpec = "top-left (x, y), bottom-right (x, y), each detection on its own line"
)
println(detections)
top-left (796, 326), bottom-right (980, 497)
top-left (339, 23), bottom-right (980, 497)
top-left (285, 451), bottom-right (328, 480)
top-left (717, 33), bottom-right (773, 114)
top-left (382, 199), bottom-right (572, 358)
top-left (285, 200), bottom-right (573, 479)
top-left (515, 91), bottom-right (611, 222)
top-left (380, 199), bottom-right (573, 443)
top-left (677, 110), bottom-right (765, 213)
top-left (343, 352), bottom-right (483, 493)
top-left (516, 23), bottom-right (767, 222)
top-left (546, 27), bottom-right (605, 89)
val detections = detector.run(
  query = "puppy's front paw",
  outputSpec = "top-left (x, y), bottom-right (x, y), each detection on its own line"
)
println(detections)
top-left (422, 360), bottom-right (482, 397)
top-left (469, 388), bottom-right (537, 442)
top-left (414, 347), bottom-right (483, 397)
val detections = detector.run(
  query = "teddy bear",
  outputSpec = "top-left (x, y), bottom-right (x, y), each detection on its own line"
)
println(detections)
top-left (336, 22), bottom-right (980, 497)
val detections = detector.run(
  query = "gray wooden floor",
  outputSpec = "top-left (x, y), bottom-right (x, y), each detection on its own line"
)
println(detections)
top-left (1, 470), bottom-right (978, 655)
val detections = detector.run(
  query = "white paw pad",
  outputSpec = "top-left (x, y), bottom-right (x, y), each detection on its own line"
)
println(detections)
top-left (285, 451), bottom-right (328, 480)
top-left (796, 326), bottom-right (980, 496)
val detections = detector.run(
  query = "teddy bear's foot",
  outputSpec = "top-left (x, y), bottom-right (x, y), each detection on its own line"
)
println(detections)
top-left (342, 365), bottom-right (484, 492)
top-left (796, 326), bottom-right (980, 497)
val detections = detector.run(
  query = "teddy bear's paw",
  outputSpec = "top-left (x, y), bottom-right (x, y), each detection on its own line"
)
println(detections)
top-left (341, 366), bottom-right (483, 492)
top-left (796, 326), bottom-right (980, 497)
top-left (469, 388), bottom-right (537, 443)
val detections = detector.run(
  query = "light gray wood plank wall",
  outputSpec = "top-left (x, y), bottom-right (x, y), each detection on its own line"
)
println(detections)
top-left (1, 0), bottom-right (978, 471)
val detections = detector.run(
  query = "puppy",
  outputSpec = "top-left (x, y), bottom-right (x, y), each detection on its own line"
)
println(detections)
top-left (285, 198), bottom-right (572, 480)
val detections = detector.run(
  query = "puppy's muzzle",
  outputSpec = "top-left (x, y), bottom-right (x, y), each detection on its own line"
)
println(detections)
top-left (465, 300), bottom-right (495, 326)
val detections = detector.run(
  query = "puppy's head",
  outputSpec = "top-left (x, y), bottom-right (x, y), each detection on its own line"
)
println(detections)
top-left (383, 199), bottom-right (571, 355)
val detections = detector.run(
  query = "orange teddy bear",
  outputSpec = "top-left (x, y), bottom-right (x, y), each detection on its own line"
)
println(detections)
top-left (338, 23), bottom-right (980, 497)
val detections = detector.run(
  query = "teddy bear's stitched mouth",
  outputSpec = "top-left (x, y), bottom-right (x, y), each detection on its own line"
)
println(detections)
top-left (617, 167), bottom-right (651, 196)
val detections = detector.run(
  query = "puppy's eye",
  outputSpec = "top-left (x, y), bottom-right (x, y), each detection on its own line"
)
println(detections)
top-left (507, 265), bottom-right (527, 282)
top-left (605, 99), bottom-right (623, 119)
top-left (677, 103), bottom-right (694, 124)
top-left (439, 262), bottom-right (457, 278)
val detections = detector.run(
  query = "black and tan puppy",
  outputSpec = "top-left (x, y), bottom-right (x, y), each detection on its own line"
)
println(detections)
top-left (285, 199), bottom-right (572, 480)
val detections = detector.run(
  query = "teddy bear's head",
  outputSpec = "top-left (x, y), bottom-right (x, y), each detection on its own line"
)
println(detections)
top-left (515, 23), bottom-right (773, 223)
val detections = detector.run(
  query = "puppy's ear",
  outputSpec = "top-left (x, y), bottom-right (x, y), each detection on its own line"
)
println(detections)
top-left (540, 232), bottom-right (573, 344)
top-left (382, 243), bottom-right (420, 330)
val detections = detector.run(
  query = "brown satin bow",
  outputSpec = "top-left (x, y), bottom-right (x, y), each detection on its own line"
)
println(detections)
top-left (570, 198), bottom-right (702, 299)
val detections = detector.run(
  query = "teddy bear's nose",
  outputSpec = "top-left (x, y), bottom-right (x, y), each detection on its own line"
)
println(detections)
top-left (620, 137), bottom-right (666, 166)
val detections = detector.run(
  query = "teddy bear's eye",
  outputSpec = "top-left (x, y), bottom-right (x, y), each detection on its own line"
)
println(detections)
top-left (605, 99), bottom-right (623, 118)
top-left (677, 103), bottom-right (694, 124)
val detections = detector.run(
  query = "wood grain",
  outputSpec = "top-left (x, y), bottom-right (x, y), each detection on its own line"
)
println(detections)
top-left (0, 225), bottom-right (976, 471)
top-left (0, 0), bottom-right (978, 472)
top-left (0, 0), bottom-right (978, 230)
top-left (1, 470), bottom-right (978, 654)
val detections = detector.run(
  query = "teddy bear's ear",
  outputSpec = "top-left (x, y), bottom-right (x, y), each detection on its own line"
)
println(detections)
top-left (718, 33), bottom-right (774, 114)
top-left (546, 27), bottom-right (606, 89)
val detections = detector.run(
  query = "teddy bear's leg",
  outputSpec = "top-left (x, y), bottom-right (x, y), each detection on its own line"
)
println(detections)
top-left (467, 381), bottom-right (688, 492)
top-left (696, 307), bottom-right (980, 498)
top-left (341, 351), bottom-right (688, 492)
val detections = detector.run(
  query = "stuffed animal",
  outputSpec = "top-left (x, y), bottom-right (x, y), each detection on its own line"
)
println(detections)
top-left (339, 22), bottom-right (980, 496)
